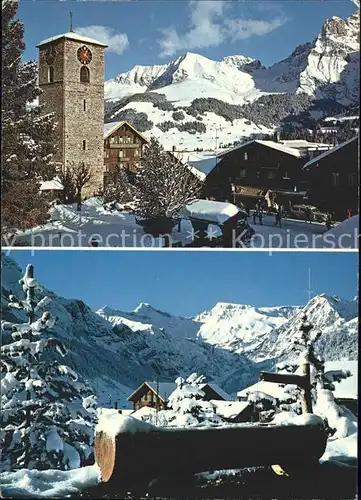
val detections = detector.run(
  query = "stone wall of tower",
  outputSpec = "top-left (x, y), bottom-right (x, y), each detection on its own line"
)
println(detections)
top-left (38, 37), bottom-right (106, 195)
top-left (63, 39), bottom-right (105, 195)
top-left (38, 41), bottom-right (65, 167)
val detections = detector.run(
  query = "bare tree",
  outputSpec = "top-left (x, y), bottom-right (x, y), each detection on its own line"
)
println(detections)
top-left (70, 162), bottom-right (93, 212)
top-left (135, 137), bottom-right (202, 220)
top-left (58, 167), bottom-right (76, 203)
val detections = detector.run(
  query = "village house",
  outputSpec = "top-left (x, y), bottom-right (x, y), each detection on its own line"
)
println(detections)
top-left (191, 140), bottom-right (308, 210)
top-left (127, 381), bottom-right (230, 411)
top-left (302, 135), bottom-right (359, 220)
top-left (210, 400), bottom-right (257, 423)
top-left (103, 121), bottom-right (148, 186)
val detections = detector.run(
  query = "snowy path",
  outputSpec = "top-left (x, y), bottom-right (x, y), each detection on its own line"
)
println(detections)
top-left (8, 199), bottom-right (357, 249)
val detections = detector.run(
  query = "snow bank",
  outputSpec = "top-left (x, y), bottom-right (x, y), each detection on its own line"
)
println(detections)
top-left (179, 199), bottom-right (240, 224)
top-left (95, 409), bottom-right (156, 438)
top-left (271, 412), bottom-right (325, 427)
top-left (318, 215), bottom-right (359, 249)
top-left (0, 464), bottom-right (100, 498)
top-left (324, 360), bottom-right (357, 400)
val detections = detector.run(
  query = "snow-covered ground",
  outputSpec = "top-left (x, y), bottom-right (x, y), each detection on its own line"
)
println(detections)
top-left (0, 465), bottom-right (100, 498)
top-left (7, 198), bottom-right (356, 249)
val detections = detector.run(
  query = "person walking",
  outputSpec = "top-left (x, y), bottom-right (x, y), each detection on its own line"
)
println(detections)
top-left (305, 207), bottom-right (312, 224)
top-left (347, 208), bottom-right (353, 218)
top-left (253, 208), bottom-right (258, 225)
top-left (274, 207), bottom-right (282, 228)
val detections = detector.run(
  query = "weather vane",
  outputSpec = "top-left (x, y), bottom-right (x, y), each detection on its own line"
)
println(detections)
top-left (70, 11), bottom-right (74, 32)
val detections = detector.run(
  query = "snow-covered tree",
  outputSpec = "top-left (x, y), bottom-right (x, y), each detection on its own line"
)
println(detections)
top-left (2, 0), bottom-right (57, 237)
top-left (0, 264), bottom-right (97, 472)
top-left (144, 374), bottom-right (223, 427)
top-left (103, 168), bottom-right (137, 206)
top-left (135, 137), bottom-right (202, 220)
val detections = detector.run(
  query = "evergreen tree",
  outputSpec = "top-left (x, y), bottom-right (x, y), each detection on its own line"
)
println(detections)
top-left (162, 374), bottom-right (223, 427)
top-left (0, 264), bottom-right (97, 471)
top-left (1, 0), bottom-right (57, 237)
top-left (135, 137), bottom-right (202, 219)
top-left (103, 167), bottom-right (137, 206)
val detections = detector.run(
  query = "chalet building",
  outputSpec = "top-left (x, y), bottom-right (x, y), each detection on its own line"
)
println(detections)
top-left (199, 140), bottom-right (307, 209)
top-left (302, 135), bottom-right (359, 219)
top-left (210, 400), bottom-right (257, 423)
top-left (127, 381), bottom-right (230, 411)
top-left (103, 121), bottom-right (148, 185)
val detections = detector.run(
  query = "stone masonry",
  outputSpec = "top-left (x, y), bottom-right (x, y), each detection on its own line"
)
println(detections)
top-left (37, 34), bottom-right (107, 195)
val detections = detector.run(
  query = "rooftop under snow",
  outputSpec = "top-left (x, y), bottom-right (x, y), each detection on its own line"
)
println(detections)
top-left (37, 32), bottom-right (108, 48)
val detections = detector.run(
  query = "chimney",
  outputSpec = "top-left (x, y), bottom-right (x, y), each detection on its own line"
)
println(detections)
top-left (172, 145), bottom-right (176, 152)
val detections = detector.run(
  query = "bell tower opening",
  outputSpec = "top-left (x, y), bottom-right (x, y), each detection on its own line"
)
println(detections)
top-left (80, 66), bottom-right (90, 83)
top-left (48, 66), bottom-right (54, 82)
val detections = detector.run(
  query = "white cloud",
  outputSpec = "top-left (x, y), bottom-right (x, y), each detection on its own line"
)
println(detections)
top-left (75, 25), bottom-right (129, 55)
top-left (158, 0), bottom-right (287, 58)
top-left (225, 16), bottom-right (287, 41)
top-left (158, 1), bottom-right (227, 57)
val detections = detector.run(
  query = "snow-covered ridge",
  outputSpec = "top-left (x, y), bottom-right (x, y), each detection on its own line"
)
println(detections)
top-left (104, 8), bottom-right (359, 151)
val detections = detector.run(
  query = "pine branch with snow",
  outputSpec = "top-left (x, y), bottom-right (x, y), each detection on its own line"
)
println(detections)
top-left (0, 264), bottom-right (97, 472)
top-left (144, 373), bottom-right (223, 428)
top-left (1, 0), bottom-right (57, 237)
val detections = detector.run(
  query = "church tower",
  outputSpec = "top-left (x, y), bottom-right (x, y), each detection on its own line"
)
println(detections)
top-left (37, 31), bottom-right (107, 194)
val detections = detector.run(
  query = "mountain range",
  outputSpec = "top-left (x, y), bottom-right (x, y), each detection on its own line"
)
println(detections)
top-left (104, 9), bottom-right (359, 151)
top-left (1, 255), bottom-right (358, 407)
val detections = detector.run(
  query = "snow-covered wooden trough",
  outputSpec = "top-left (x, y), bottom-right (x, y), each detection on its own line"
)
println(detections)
top-left (94, 411), bottom-right (327, 490)
top-left (179, 199), bottom-right (252, 247)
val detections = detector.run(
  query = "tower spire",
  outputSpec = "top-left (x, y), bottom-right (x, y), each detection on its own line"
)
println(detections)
top-left (69, 11), bottom-right (74, 32)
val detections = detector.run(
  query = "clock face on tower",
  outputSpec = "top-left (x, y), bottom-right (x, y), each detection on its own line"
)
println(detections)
top-left (45, 45), bottom-right (56, 65)
top-left (77, 45), bottom-right (93, 65)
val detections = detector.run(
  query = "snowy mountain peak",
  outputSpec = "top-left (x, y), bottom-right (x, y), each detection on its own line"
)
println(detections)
top-left (133, 302), bottom-right (158, 314)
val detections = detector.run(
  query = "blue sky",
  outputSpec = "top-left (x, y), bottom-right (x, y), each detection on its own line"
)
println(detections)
top-left (8, 250), bottom-right (358, 316)
top-left (19, 0), bottom-right (356, 80)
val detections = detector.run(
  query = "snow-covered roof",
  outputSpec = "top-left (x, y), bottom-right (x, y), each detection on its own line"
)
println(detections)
top-left (237, 380), bottom-right (289, 401)
top-left (183, 154), bottom-right (220, 180)
top-left (103, 121), bottom-right (148, 142)
top-left (303, 135), bottom-right (359, 169)
top-left (210, 400), bottom-right (250, 419)
top-left (37, 32), bottom-right (108, 48)
top-left (219, 139), bottom-right (303, 158)
top-left (40, 178), bottom-right (64, 191)
top-left (279, 140), bottom-right (333, 150)
top-left (179, 199), bottom-right (240, 225)
top-left (131, 406), bottom-right (157, 420)
top-left (201, 383), bottom-right (231, 401)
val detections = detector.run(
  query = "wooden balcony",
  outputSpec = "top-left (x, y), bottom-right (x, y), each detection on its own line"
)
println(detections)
top-left (108, 143), bottom-right (141, 149)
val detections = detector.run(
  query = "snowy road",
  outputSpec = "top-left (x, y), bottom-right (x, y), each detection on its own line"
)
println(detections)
top-left (8, 199), bottom-right (357, 249)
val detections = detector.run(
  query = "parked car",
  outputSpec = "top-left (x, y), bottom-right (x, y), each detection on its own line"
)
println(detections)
top-left (289, 204), bottom-right (328, 223)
